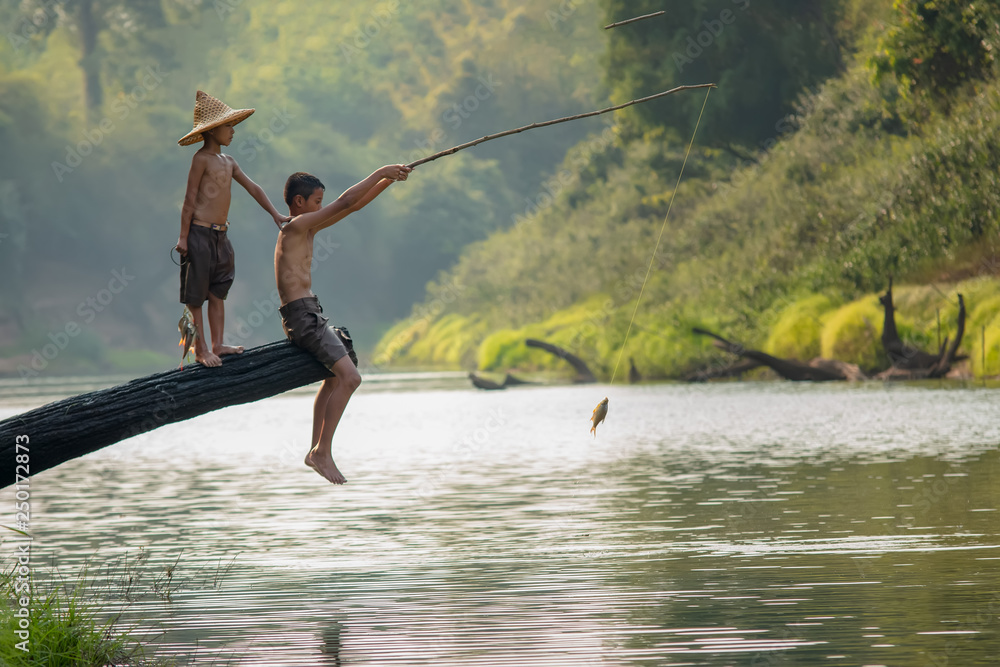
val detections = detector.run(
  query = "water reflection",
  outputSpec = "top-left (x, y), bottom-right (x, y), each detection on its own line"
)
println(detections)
top-left (1, 382), bottom-right (998, 665)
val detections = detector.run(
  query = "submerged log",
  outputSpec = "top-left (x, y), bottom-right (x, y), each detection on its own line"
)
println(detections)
top-left (685, 358), bottom-right (764, 382)
top-left (502, 373), bottom-right (535, 387)
top-left (468, 372), bottom-right (536, 390)
top-left (0, 341), bottom-right (333, 485)
top-left (692, 328), bottom-right (865, 382)
top-left (469, 373), bottom-right (505, 390)
top-left (524, 339), bottom-right (597, 383)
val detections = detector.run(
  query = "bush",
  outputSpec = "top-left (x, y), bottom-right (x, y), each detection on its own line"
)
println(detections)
top-left (821, 298), bottom-right (885, 371)
top-left (765, 294), bottom-right (839, 360)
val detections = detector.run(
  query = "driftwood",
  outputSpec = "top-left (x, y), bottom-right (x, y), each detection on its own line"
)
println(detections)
top-left (524, 339), bottom-right (597, 383)
top-left (879, 278), bottom-right (942, 370)
top-left (628, 358), bottom-right (642, 384)
top-left (0, 341), bottom-right (334, 485)
top-left (502, 373), bottom-right (535, 387)
top-left (604, 11), bottom-right (666, 29)
top-left (692, 328), bottom-right (866, 382)
top-left (468, 373), bottom-right (505, 390)
top-left (468, 372), bottom-right (536, 390)
top-left (877, 279), bottom-right (966, 380)
top-left (685, 359), bottom-right (764, 382)
top-left (407, 84), bottom-right (716, 169)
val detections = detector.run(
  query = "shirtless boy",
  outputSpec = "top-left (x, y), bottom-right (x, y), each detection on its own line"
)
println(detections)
top-left (176, 91), bottom-right (290, 367)
top-left (276, 165), bottom-right (411, 484)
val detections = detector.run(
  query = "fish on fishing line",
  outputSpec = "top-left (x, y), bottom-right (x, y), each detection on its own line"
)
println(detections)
top-left (590, 397), bottom-right (608, 437)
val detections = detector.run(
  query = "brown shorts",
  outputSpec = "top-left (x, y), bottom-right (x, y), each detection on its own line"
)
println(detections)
top-left (279, 296), bottom-right (358, 371)
top-left (179, 225), bottom-right (235, 306)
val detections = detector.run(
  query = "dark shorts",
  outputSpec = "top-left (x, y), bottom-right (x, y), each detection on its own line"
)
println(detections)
top-left (180, 225), bottom-right (235, 306)
top-left (279, 296), bottom-right (358, 371)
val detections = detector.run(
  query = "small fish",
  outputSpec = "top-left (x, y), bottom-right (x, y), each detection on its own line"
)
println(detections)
top-left (590, 397), bottom-right (609, 437)
top-left (178, 307), bottom-right (198, 368)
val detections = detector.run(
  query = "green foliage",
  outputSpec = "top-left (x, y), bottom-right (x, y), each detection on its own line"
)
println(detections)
top-left (0, 567), bottom-right (148, 666)
top-left (871, 1), bottom-right (1000, 97)
top-left (765, 294), bottom-right (839, 360)
top-left (601, 0), bottom-right (848, 147)
top-left (819, 298), bottom-right (885, 371)
top-left (406, 313), bottom-right (486, 367)
top-left (383, 4), bottom-right (1000, 379)
top-left (0, 0), bottom-right (610, 362)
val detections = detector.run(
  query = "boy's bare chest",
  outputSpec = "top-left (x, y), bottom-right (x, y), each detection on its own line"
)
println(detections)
top-left (202, 158), bottom-right (233, 186)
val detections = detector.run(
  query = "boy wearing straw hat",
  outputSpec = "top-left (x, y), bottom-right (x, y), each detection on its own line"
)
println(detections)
top-left (276, 165), bottom-right (410, 484)
top-left (176, 90), bottom-right (290, 367)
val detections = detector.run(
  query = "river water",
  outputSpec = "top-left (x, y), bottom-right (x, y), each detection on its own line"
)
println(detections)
top-left (2, 378), bottom-right (999, 665)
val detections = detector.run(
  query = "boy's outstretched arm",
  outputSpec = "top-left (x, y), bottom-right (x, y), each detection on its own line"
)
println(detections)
top-left (232, 162), bottom-right (291, 228)
top-left (289, 164), bottom-right (410, 234)
top-left (177, 155), bottom-right (207, 254)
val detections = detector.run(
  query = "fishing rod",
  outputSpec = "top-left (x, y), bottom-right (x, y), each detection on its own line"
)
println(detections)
top-left (407, 83), bottom-right (716, 170)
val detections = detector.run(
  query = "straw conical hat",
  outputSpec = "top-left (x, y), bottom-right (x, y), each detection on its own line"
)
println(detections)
top-left (177, 90), bottom-right (255, 146)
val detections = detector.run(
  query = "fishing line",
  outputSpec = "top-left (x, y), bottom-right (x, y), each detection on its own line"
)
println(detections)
top-left (608, 87), bottom-right (712, 387)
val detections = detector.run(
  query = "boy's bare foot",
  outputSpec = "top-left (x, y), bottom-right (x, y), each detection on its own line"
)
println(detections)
top-left (304, 449), bottom-right (347, 485)
top-left (196, 350), bottom-right (222, 367)
top-left (215, 344), bottom-right (244, 357)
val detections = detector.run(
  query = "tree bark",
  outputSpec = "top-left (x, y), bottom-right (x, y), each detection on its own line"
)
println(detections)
top-left (77, 0), bottom-right (102, 122)
top-left (0, 341), bottom-right (333, 486)
top-left (929, 294), bottom-right (966, 377)
top-left (878, 293), bottom-right (967, 380)
top-left (879, 278), bottom-right (941, 369)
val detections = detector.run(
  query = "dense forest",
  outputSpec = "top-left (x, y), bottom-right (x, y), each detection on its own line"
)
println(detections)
top-left (0, 0), bottom-right (605, 374)
top-left (1, 0), bottom-right (998, 379)
top-left (374, 0), bottom-right (1000, 379)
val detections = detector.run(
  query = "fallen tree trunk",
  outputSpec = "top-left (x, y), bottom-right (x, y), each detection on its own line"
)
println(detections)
top-left (0, 341), bottom-right (333, 486)
top-left (879, 278), bottom-right (942, 369)
top-left (692, 328), bottom-right (865, 382)
top-left (685, 359), bottom-right (764, 382)
top-left (469, 372), bottom-right (505, 390)
top-left (876, 293), bottom-right (967, 380)
top-left (524, 339), bottom-right (597, 383)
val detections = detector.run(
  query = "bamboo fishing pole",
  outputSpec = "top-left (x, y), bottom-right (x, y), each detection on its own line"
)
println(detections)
top-left (406, 83), bottom-right (716, 169)
top-left (604, 11), bottom-right (666, 30)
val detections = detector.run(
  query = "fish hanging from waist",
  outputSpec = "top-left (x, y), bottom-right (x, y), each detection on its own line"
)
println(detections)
top-left (178, 307), bottom-right (198, 368)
